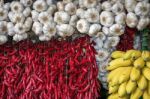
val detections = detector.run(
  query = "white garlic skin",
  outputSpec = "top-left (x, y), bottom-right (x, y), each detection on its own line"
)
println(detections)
top-left (134, 1), bottom-right (150, 16)
top-left (31, 10), bottom-right (39, 22)
top-left (8, 12), bottom-right (14, 22)
top-left (7, 22), bottom-right (15, 36)
top-left (89, 24), bottom-right (101, 36)
top-left (137, 17), bottom-right (150, 30)
top-left (23, 7), bottom-right (31, 18)
top-left (14, 23), bottom-right (25, 34)
top-left (33, 0), bottom-right (47, 12)
top-left (76, 8), bottom-right (85, 19)
top-left (115, 12), bottom-right (126, 25)
top-left (0, 21), bottom-right (8, 35)
top-left (111, 2), bottom-right (124, 15)
top-left (69, 15), bottom-right (78, 27)
top-left (107, 36), bottom-right (120, 47)
top-left (57, 2), bottom-right (65, 11)
top-left (38, 12), bottom-right (53, 25)
top-left (24, 17), bottom-right (33, 31)
top-left (0, 35), bottom-right (8, 45)
top-left (0, 8), bottom-right (8, 21)
top-left (109, 24), bottom-right (125, 36)
top-left (46, 0), bottom-right (53, 6)
top-left (39, 34), bottom-right (51, 41)
top-left (94, 38), bottom-right (103, 49)
top-left (125, 0), bottom-right (137, 12)
top-left (32, 21), bottom-right (43, 35)
top-left (85, 8), bottom-right (99, 23)
top-left (43, 22), bottom-right (56, 36)
top-left (47, 5), bottom-right (57, 15)
top-left (102, 27), bottom-right (110, 36)
top-left (20, 0), bottom-right (33, 7)
top-left (10, 1), bottom-right (24, 13)
top-left (13, 33), bottom-right (27, 42)
top-left (12, 13), bottom-right (25, 24)
top-left (126, 12), bottom-right (138, 28)
top-left (3, 3), bottom-right (10, 10)
top-left (76, 19), bottom-right (90, 34)
top-left (101, 1), bottom-right (112, 11)
top-left (100, 11), bottom-right (114, 27)
top-left (65, 2), bottom-right (77, 15)
top-left (54, 11), bottom-right (70, 24)
top-left (83, 0), bottom-right (97, 8)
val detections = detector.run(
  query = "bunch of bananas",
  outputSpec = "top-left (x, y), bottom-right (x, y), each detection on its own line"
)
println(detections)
top-left (107, 50), bottom-right (150, 99)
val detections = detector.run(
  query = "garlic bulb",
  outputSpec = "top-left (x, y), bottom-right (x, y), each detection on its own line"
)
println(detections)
top-left (115, 12), bottom-right (126, 25)
top-left (137, 17), bottom-right (150, 30)
top-left (23, 7), bottom-right (31, 17)
top-left (76, 19), bottom-right (90, 34)
top-left (31, 10), bottom-right (39, 21)
top-left (54, 11), bottom-right (70, 24)
top-left (0, 0), bottom-right (4, 7)
top-left (134, 1), bottom-right (150, 16)
top-left (13, 33), bottom-right (27, 42)
top-left (39, 34), bottom-right (51, 41)
top-left (57, 24), bottom-right (74, 37)
top-left (46, 0), bottom-right (53, 6)
top-left (10, 1), bottom-right (24, 13)
top-left (14, 23), bottom-right (25, 34)
top-left (7, 22), bottom-right (15, 36)
top-left (63, 0), bottom-right (72, 4)
top-left (126, 12), bottom-right (138, 28)
top-left (100, 11), bottom-right (114, 27)
top-left (83, 0), bottom-right (97, 8)
top-left (101, 1), bottom-right (112, 11)
top-left (24, 17), bottom-right (33, 31)
top-left (125, 0), bottom-right (137, 12)
top-left (69, 15), bottom-right (78, 27)
top-left (76, 8), bottom-right (85, 19)
top-left (3, 3), bottom-right (10, 11)
top-left (33, 0), bottom-right (47, 12)
top-left (94, 38), bottom-right (103, 49)
top-left (102, 27), bottom-right (110, 36)
top-left (8, 12), bottom-right (14, 22)
top-left (20, 0), bottom-right (33, 7)
top-left (43, 22), bottom-right (56, 37)
top-left (109, 24), bottom-right (125, 36)
top-left (0, 8), bottom-right (8, 21)
top-left (0, 21), bottom-right (8, 35)
top-left (12, 13), bottom-right (25, 24)
top-left (97, 32), bottom-right (106, 41)
top-left (47, 5), bottom-right (57, 15)
top-left (65, 2), bottom-right (77, 15)
top-left (57, 2), bottom-right (64, 11)
top-left (89, 24), bottom-right (101, 36)
top-left (107, 36), bottom-right (120, 47)
top-left (0, 35), bottom-right (7, 45)
top-left (32, 21), bottom-right (43, 35)
top-left (38, 12), bottom-right (53, 25)
top-left (111, 2), bottom-right (124, 15)
top-left (96, 3), bottom-right (101, 12)
top-left (85, 8), bottom-right (99, 23)
top-left (96, 48), bottom-right (109, 61)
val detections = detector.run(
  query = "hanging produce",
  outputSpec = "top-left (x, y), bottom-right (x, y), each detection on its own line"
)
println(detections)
top-left (0, 35), bottom-right (100, 99)
top-left (107, 50), bottom-right (150, 99)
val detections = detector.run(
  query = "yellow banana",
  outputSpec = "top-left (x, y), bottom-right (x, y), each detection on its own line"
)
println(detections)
top-left (126, 80), bottom-right (137, 94)
top-left (109, 84), bottom-right (119, 94)
top-left (119, 67), bottom-right (132, 84)
top-left (130, 67), bottom-right (141, 81)
top-left (137, 75), bottom-right (148, 91)
top-left (131, 50), bottom-right (142, 60)
top-left (108, 93), bottom-right (118, 99)
top-left (143, 67), bottom-right (150, 80)
top-left (123, 50), bottom-right (137, 60)
top-left (118, 82), bottom-right (127, 97)
top-left (134, 57), bottom-right (145, 69)
top-left (146, 61), bottom-right (150, 68)
top-left (148, 81), bottom-right (150, 94)
top-left (142, 51), bottom-right (150, 61)
top-left (143, 90), bottom-right (150, 99)
top-left (111, 51), bottom-right (125, 59)
top-left (130, 88), bottom-right (143, 99)
top-left (107, 58), bottom-right (132, 70)
top-left (107, 67), bottom-right (127, 82)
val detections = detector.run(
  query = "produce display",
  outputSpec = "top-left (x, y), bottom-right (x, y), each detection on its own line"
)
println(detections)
top-left (107, 50), bottom-right (150, 99)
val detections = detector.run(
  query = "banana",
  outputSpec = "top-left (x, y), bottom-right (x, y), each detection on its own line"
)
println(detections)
top-left (123, 50), bottom-right (137, 60)
top-left (142, 51), bottom-right (150, 61)
top-left (130, 67), bottom-right (141, 81)
top-left (109, 84), bottom-right (119, 94)
top-left (143, 67), bottom-right (150, 80)
top-left (137, 75), bottom-right (148, 91)
top-left (148, 81), bottom-right (150, 94)
top-left (111, 51), bottom-right (125, 59)
top-left (126, 80), bottom-right (137, 94)
top-left (131, 50), bottom-right (142, 60)
top-left (119, 67), bottom-right (132, 84)
top-left (118, 82), bottom-right (127, 97)
top-left (134, 57), bottom-right (145, 69)
top-left (107, 67), bottom-right (127, 82)
top-left (108, 93), bottom-right (118, 99)
top-left (107, 58), bottom-right (132, 70)
top-left (130, 88), bottom-right (143, 99)
top-left (146, 61), bottom-right (150, 68)
top-left (143, 91), bottom-right (150, 99)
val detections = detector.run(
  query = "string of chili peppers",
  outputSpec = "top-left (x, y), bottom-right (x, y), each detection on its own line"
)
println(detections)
top-left (0, 36), bottom-right (100, 99)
